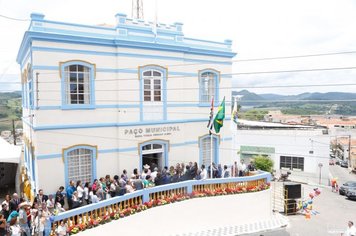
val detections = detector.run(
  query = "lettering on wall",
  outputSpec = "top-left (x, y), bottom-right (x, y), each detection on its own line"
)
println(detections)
top-left (124, 126), bottom-right (181, 138)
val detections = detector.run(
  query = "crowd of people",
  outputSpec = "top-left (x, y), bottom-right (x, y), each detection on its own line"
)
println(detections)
top-left (0, 160), bottom-right (256, 236)
top-left (64, 160), bottom-right (256, 210)
top-left (0, 191), bottom-right (61, 236)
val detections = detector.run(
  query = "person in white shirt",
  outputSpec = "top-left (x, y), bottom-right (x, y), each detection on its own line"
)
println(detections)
top-left (46, 194), bottom-right (55, 214)
top-left (76, 181), bottom-right (84, 201)
top-left (200, 164), bottom-right (208, 180)
top-left (91, 190), bottom-right (100, 204)
top-left (150, 167), bottom-right (158, 182)
top-left (56, 221), bottom-right (68, 236)
top-left (239, 160), bottom-right (247, 176)
top-left (1, 194), bottom-right (10, 211)
top-left (84, 182), bottom-right (90, 204)
top-left (342, 221), bottom-right (356, 236)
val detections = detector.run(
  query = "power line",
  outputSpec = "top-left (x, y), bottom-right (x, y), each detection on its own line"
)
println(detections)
top-left (0, 14), bottom-right (29, 22)
top-left (36, 98), bottom-right (356, 103)
top-left (2, 64), bottom-right (356, 85)
top-left (29, 66), bottom-right (356, 83)
top-left (2, 64), bottom-right (356, 84)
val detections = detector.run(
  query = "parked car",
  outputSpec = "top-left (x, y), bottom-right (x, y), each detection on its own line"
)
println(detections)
top-left (335, 158), bottom-right (341, 165)
top-left (329, 159), bottom-right (335, 165)
top-left (346, 188), bottom-right (356, 200)
top-left (340, 160), bottom-right (349, 168)
top-left (339, 181), bottom-right (356, 195)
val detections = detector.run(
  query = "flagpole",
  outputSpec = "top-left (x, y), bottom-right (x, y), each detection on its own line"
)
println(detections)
top-left (210, 96), bottom-right (214, 179)
top-left (210, 130), bottom-right (213, 179)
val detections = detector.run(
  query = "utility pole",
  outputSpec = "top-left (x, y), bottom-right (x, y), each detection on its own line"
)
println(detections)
top-left (12, 119), bottom-right (16, 145)
top-left (349, 135), bottom-right (352, 167)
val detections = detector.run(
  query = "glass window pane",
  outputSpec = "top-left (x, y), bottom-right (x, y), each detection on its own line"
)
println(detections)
top-left (69, 65), bottom-right (77, 71)
top-left (154, 91), bottom-right (161, 95)
top-left (144, 91), bottom-right (151, 96)
top-left (143, 71), bottom-right (151, 76)
top-left (154, 96), bottom-right (161, 101)
top-left (70, 84), bottom-right (77, 93)
top-left (144, 96), bottom-right (151, 101)
top-left (78, 84), bottom-right (84, 93)
top-left (77, 65), bottom-right (84, 72)
top-left (78, 73), bottom-right (84, 82)
top-left (153, 71), bottom-right (161, 77)
top-left (154, 80), bottom-right (161, 85)
top-left (70, 73), bottom-right (77, 82)
top-left (153, 144), bottom-right (162, 149)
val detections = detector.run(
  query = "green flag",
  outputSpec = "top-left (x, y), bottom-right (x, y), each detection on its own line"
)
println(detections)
top-left (213, 97), bottom-right (225, 133)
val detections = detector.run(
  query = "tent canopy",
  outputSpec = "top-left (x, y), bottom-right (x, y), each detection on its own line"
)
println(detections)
top-left (0, 137), bottom-right (22, 163)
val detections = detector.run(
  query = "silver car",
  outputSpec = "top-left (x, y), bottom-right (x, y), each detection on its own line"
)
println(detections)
top-left (339, 181), bottom-right (356, 195)
top-left (346, 188), bottom-right (356, 200)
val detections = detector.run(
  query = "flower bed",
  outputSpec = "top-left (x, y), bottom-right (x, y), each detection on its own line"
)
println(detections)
top-left (60, 183), bottom-right (270, 235)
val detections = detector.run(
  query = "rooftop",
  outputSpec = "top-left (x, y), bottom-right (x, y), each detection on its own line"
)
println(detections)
top-left (17, 12), bottom-right (236, 64)
top-left (236, 119), bottom-right (326, 130)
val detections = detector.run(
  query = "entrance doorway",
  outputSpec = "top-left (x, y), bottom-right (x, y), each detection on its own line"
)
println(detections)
top-left (141, 142), bottom-right (166, 171)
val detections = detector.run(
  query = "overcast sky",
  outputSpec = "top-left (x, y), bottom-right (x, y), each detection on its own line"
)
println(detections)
top-left (0, 0), bottom-right (356, 94)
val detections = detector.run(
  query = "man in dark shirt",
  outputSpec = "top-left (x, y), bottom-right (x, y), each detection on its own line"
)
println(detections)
top-left (133, 176), bottom-right (143, 190)
top-left (55, 186), bottom-right (65, 207)
top-left (9, 193), bottom-right (20, 213)
top-left (34, 189), bottom-right (48, 204)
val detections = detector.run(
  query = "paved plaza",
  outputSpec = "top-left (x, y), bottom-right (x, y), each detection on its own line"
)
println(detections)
top-left (285, 165), bottom-right (356, 236)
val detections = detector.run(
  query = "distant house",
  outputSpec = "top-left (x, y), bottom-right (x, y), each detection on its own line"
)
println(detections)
top-left (233, 119), bottom-right (330, 184)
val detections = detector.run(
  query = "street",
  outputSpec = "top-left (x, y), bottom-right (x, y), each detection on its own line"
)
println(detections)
top-left (285, 164), bottom-right (356, 236)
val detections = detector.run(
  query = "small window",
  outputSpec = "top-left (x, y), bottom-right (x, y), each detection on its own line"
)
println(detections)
top-left (199, 70), bottom-right (218, 104)
top-left (65, 64), bottom-right (91, 105)
top-left (142, 69), bottom-right (162, 102)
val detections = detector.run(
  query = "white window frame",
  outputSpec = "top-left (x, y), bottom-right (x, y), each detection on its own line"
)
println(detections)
top-left (65, 65), bottom-right (91, 105)
top-left (143, 70), bottom-right (162, 102)
top-left (67, 148), bottom-right (93, 184)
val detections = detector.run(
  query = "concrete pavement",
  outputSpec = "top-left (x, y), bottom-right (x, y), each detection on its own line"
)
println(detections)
top-left (78, 190), bottom-right (288, 236)
top-left (285, 164), bottom-right (356, 236)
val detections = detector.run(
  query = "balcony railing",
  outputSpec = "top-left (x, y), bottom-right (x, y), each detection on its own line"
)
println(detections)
top-left (50, 171), bottom-right (271, 235)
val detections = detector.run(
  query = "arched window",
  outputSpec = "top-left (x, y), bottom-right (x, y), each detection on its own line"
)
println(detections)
top-left (139, 65), bottom-right (167, 121)
top-left (199, 134), bottom-right (219, 167)
top-left (143, 69), bottom-right (162, 102)
top-left (63, 145), bottom-right (97, 186)
top-left (60, 61), bottom-right (95, 109)
top-left (199, 69), bottom-right (219, 104)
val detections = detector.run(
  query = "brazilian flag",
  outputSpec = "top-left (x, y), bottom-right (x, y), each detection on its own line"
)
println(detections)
top-left (214, 97), bottom-right (225, 133)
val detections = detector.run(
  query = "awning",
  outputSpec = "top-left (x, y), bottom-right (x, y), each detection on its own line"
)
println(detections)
top-left (0, 137), bottom-right (22, 163)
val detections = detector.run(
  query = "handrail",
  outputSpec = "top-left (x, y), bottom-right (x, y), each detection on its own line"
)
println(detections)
top-left (50, 171), bottom-right (271, 235)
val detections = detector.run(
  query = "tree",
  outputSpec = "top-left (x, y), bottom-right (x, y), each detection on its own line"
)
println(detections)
top-left (253, 155), bottom-right (274, 173)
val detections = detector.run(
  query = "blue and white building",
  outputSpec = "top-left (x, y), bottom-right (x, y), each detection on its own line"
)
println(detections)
top-left (16, 12), bottom-right (236, 195)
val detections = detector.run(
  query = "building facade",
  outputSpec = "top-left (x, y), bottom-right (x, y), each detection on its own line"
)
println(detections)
top-left (233, 120), bottom-right (331, 184)
top-left (16, 13), bottom-right (235, 195)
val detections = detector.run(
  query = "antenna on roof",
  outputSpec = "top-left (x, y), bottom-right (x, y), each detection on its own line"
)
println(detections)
top-left (132, 0), bottom-right (144, 19)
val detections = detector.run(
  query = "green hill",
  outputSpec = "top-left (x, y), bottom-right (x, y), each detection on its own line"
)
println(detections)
top-left (0, 92), bottom-right (22, 132)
